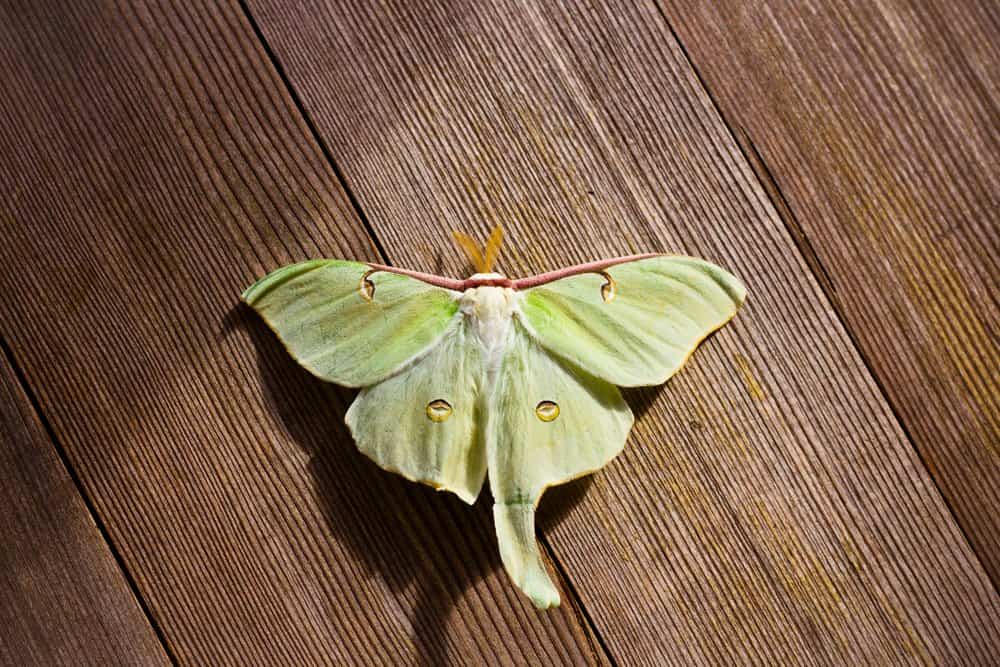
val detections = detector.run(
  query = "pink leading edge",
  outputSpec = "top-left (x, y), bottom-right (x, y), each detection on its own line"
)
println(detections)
top-left (365, 253), bottom-right (662, 291)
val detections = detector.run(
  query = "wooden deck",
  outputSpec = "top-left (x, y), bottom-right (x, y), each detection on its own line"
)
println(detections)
top-left (1, 1), bottom-right (996, 664)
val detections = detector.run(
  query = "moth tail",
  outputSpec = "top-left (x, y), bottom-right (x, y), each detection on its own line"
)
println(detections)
top-left (493, 502), bottom-right (561, 609)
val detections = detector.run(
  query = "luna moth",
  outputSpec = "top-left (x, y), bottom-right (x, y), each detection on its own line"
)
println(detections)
top-left (242, 227), bottom-right (745, 609)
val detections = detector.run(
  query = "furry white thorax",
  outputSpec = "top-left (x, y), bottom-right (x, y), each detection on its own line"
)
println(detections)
top-left (459, 276), bottom-right (519, 367)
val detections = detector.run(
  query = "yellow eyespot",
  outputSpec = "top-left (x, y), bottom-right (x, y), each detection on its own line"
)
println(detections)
top-left (598, 271), bottom-right (616, 303)
top-left (359, 270), bottom-right (376, 302)
top-left (426, 399), bottom-right (453, 422)
top-left (535, 400), bottom-right (560, 422)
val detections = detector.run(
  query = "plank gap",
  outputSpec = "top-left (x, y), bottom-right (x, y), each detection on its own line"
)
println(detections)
top-left (237, 0), bottom-right (390, 265)
top-left (732, 127), bottom-right (996, 592)
top-left (0, 337), bottom-right (180, 666)
top-left (539, 533), bottom-right (618, 666)
top-left (735, 126), bottom-right (839, 303)
top-left (652, 4), bottom-right (998, 593)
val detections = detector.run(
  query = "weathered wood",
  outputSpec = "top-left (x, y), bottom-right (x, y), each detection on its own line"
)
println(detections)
top-left (660, 0), bottom-right (1000, 585)
top-left (0, 1), bottom-right (602, 664)
top-left (0, 346), bottom-right (171, 666)
top-left (247, 0), bottom-right (1000, 663)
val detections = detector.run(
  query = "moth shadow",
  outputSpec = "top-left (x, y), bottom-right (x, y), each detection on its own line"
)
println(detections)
top-left (229, 304), bottom-right (587, 664)
top-left (621, 384), bottom-right (668, 422)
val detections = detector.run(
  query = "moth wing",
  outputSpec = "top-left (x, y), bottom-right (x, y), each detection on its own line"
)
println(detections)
top-left (519, 256), bottom-right (745, 387)
top-left (489, 323), bottom-right (633, 608)
top-left (243, 260), bottom-right (460, 387)
top-left (346, 320), bottom-right (486, 504)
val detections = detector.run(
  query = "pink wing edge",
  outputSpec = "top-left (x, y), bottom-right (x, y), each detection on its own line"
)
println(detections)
top-left (365, 253), bottom-right (663, 291)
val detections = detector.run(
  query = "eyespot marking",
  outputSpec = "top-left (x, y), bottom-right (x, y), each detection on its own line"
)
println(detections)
top-left (426, 399), bottom-right (453, 422)
top-left (598, 271), bottom-right (616, 303)
top-left (359, 270), bottom-right (376, 302)
top-left (535, 400), bottom-right (560, 422)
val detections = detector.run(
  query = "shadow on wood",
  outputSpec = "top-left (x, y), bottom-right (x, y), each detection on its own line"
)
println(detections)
top-left (228, 304), bottom-right (589, 663)
top-left (620, 385), bottom-right (668, 423)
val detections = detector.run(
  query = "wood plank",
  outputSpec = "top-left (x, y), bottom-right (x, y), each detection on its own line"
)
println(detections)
top-left (659, 0), bottom-right (1000, 581)
top-left (0, 344), bottom-right (171, 666)
top-left (247, 0), bottom-right (1000, 663)
top-left (0, 1), bottom-right (602, 664)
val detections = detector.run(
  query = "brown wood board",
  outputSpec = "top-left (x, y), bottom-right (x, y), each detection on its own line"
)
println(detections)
top-left (0, 1), bottom-right (602, 664)
top-left (659, 0), bottom-right (1000, 585)
top-left (0, 346), bottom-right (171, 666)
top-left (247, 0), bottom-right (1000, 663)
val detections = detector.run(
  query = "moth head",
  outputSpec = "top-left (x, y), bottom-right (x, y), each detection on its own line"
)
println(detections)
top-left (452, 225), bottom-right (504, 276)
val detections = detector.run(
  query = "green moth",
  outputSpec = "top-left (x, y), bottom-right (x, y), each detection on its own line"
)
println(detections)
top-left (242, 227), bottom-right (745, 609)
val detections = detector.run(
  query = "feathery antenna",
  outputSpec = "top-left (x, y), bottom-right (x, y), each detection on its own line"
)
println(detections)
top-left (452, 225), bottom-right (503, 273)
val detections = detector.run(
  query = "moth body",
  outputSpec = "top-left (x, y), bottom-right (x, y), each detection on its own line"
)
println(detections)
top-left (459, 273), bottom-right (519, 376)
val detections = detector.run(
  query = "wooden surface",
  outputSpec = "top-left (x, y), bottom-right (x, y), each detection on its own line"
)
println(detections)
top-left (661, 0), bottom-right (1000, 585)
top-left (1, 0), bottom-right (997, 665)
top-left (0, 344), bottom-right (170, 666)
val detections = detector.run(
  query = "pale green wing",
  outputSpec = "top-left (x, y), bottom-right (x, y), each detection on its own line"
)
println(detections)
top-left (519, 256), bottom-right (745, 387)
top-left (346, 319), bottom-right (486, 504)
top-left (243, 260), bottom-right (460, 387)
top-left (489, 323), bottom-right (634, 608)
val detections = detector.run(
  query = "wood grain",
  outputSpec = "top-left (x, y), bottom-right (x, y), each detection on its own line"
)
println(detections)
top-left (247, 0), bottom-right (1000, 663)
top-left (0, 1), bottom-right (602, 664)
top-left (0, 344), bottom-right (171, 666)
top-left (660, 0), bottom-right (1000, 585)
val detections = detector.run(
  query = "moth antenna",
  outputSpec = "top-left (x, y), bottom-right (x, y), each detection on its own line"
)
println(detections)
top-left (452, 230), bottom-right (487, 274)
top-left (482, 225), bottom-right (504, 273)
